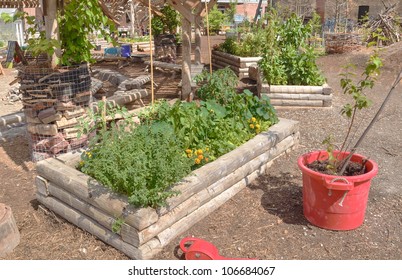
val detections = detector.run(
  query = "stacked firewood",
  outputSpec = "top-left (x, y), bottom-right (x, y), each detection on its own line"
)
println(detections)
top-left (19, 64), bottom-right (92, 161)
top-left (364, 3), bottom-right (401, 46)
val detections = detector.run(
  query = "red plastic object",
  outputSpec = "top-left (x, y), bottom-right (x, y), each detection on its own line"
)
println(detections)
top-left (298, 150), bottom-right (378, 230)
top-left (180, 237), bottom-right (256, 260)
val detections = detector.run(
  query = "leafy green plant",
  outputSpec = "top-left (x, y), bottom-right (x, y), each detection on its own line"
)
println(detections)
top-left (317, 52), bottom-right (383, 175)
top-left (194, 67), bottom-right (238, 104)
top-left (1, 11), bottom-right (61, 59)
top-left (216, 38), bottom-right (239, 56)
top-left (2, 1), bottom-right (116, 65)
top-left (79, 121), bottom-right (192, 208)
top-left (59, 0), bottom-right (116, 65)
top-left (151, 4), bottom-right (180, 36)
top-left (258, 13), bottom-right (325, 86)
top-left (206, 5), bottom-right (226, 34)
top-left (111, 217), bottom-right (124, 233)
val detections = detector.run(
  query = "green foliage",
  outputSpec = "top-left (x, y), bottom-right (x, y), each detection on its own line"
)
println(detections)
top-left (339, 52), bottom-right (382, 118)
top-left (151, 4), bottom-right (180, 36)
top-left (79, 68), bottom-right (278, 208)
top-left (257, 13), bottom-right (325, 86)
top-left (111, 217), bottom-right (124, 233)
top-left (206, 6), bottom-right (226, 34)
top-left (216, 38), bottom-right (239, 56)
top-left (79, 121), bottom-right (192, 208)
top-left (119, 36), bottom-right (150, 43)
top-left (225, 1), bottom-right (238, 23)
top-left (259, 48), bottom-right (288, 85)
top-left (310, 12), bottom-right (323, 36)
top-left (0, 41), bottom-right (4, 48)
top-left (59, 0), bottom-right (117, 65)
top-left (194, 67), bottom-right (238, 104)
top-left (322, 52), bottom-right (383, 171)
top-left (215, 10), bottom-right (325, 86)
top-left (1, 12), bottom-right (61, 59)
top-left (1, 1), bottom-right (116, 65)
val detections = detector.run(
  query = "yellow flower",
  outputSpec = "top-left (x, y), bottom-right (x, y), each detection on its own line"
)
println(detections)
top-left (187, 152), bottom-right (193, 158)
top-left (255, 124), bottom-right (260, 130)
top-left (195, 158), bottom-right (201, 164)
top-left (185, 149), bottom-right (192, 154)
top-left (198, 154), bottom-right (204, 160)
top-left (79, 161), bottom-right (84, 166)
top-left (251, 117), bottom-right (256, 123)
top-left (205, 147), bottom-right (209, 151)
top-left (205, 158), bottom-right (209, 162)
top-left (196, 149), bottom-right (203, 155)
top-left (250, 124), bottom-right (255, 129)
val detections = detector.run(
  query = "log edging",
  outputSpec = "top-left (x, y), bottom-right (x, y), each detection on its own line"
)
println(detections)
top-left (253, 66), bottom-right (333, 108)
top-left (211, 50), bottom-right (261, 79)
top-left (35, 118), bottom-right (299, 259)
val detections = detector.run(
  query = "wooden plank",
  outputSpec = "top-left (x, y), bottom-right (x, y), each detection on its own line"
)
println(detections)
top-left (35, 176), bottom-right (49, 196)
top-left (156, 170), bottom-right (249, 246)
top-left (269, 85), bottom-right (324, 94)
top-left (269, 99), bottom-right (324, 107)
top-left (181, 16), bottom-right (192, 101)
top-left (35, 193), bottom-right (152, 259)
top-left (266, 93), bottom-right (333, 101)
top-left (212, 51), bottom-right (261, 68)
top-left (0, 112), bottom-right (26, 128)
top-left (36, 158), bottom-right (159, 230)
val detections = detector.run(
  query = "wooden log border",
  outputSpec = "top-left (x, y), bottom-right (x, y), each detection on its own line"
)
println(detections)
top-left (211, 50), bottom-right (261, 79)
top-left (255, 68), bottom-right (333, 108)
top-left (35, 118), bottom-right (299, 259)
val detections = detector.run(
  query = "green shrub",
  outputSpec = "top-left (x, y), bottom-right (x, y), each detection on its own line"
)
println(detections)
top-left (194, 67), bottom-right (238, 104)
top-left (79, 121), bottom-right (192, 208)
top-left (258, 13), bottom-right (325, 86)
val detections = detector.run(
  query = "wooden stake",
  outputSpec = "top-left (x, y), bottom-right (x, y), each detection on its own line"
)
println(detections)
top-left (148, 1), bottom-right (155, 105)
top-left (204, 0), bottom-right (212, 74)
top-left (43, 0), bottom-right (60, 68)
top-left (181, 17), bottom-right (192, 101)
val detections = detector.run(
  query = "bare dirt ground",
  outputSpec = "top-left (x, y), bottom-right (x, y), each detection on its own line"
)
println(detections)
top-left (1, 42), bottom-right (401, 260)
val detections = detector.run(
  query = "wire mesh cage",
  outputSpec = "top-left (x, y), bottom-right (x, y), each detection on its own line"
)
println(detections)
top-left (18, 63), bottom-right (92, 162)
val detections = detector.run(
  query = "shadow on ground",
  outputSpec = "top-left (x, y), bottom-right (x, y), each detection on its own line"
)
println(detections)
top-left (249, 172), bottom-right (309, 226)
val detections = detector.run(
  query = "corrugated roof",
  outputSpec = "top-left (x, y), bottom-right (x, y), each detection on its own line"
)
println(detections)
top-left (0, 1), bottom-right (40, 8)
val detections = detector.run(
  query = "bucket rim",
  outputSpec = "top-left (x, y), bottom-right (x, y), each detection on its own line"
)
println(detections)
top-left (297, 150), bottom-right (378, 181)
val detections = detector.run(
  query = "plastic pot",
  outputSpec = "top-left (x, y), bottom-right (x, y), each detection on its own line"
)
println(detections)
top-left (297, 150), bottom-right (378, 230)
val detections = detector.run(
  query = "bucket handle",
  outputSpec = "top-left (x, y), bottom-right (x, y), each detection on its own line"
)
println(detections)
top-left (324, 177), bottom-right (354, 191)
top-left (180, 237), bottom-right (202, 253)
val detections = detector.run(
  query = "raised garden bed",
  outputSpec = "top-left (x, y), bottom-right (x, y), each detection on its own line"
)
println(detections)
top-left (211, 50), bottom-right (261, 79)
top-left (250, 66), bottom-right (333, 108)
top-left (35, 118), bottom-right (299, 259)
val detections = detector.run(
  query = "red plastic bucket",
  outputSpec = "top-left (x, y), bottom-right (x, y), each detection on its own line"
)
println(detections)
top-left (297, 150), bottom-right (378, 230)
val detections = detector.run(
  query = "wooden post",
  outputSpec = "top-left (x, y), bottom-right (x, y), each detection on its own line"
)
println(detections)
top-left (181, 17), bottom-right (192, 101)
top-left (129, 0), bottom-right (138, 38)
top-left (43, 0), bottom-right (60, 68)
top-left (194, 13), bottom-right (202, 64)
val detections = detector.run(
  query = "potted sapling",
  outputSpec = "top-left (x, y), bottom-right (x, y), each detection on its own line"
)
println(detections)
top-left (297, 51), bottom-right (402, 230)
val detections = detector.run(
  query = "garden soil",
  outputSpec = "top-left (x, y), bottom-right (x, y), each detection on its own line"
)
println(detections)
top-left (1, 42), bottom-right (401, 260)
